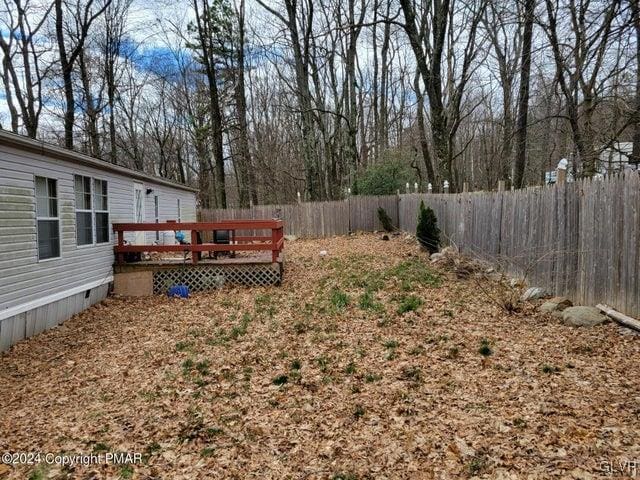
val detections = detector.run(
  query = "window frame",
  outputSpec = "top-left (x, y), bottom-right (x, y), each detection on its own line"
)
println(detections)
top-left (34, 175), bottom-right (61, 262)
top-left (93, 178), bottom-right (110, 244)
top-left (74, 174), bottom-right (94, 247)
top-left (74, 174), bottom-right (110, 247)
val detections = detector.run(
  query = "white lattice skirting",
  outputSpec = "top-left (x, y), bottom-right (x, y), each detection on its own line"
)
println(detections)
top-left (153, 264), bottom-right (282, 293)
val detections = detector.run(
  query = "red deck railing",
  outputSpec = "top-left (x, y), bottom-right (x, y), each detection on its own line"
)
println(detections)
top-left (112, 219), bottom-right (284, 265)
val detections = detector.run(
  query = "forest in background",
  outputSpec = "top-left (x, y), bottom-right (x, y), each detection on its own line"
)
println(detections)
top-left (1, 0), bottom-right (639, 207)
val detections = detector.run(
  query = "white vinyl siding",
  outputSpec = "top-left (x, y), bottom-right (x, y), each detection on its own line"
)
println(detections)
top-left (0, 142), bottom-right (197, 312)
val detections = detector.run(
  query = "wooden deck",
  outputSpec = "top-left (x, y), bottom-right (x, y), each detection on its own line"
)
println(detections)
top-left (111, 220), bottom-right (285, 291)
top-left (112, 219), bottom-right (284, 265)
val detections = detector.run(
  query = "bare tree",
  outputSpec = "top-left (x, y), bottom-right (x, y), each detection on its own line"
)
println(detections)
top-left (543, 0), bottom-right (624, 176)
top-left (399, 0), bottom-right (488, 191)
top-left (513, 0), bottom-right (535, 188)
top-left (54, 0), bottom-right (113, 148)
top-left (189, 0), bottom-right (229, 208)
top-left (0, 0), bottom-right (53, 137)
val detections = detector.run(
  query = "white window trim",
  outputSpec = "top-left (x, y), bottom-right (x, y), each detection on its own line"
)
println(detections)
top-left (75, 175), bottom-right (93, 248)
top-left (74, 175), bottom-right (110, 247)
top-left (94, 178), bottom-right (110, 245)
top-left (34, 175), bottom-right (61, 262)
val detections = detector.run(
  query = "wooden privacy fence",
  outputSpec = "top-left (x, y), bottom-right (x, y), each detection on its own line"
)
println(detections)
top-left (199, 195), bottom-right (399, 237)
top-left (199, 172), bottom-right (640, 318)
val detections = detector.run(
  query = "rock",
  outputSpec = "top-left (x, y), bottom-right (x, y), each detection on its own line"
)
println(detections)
top-left (540, 296), bottom-right (573, 313)
top-left (561, 306), bottom-right (607, 327)
top-left (486, 272), bottom-right (503, 282)
top-left (430, 252), bottom-right (445, 262)
top-left (284, 235), bottom-right (298, 241)
top-left (319, 250), bottom-right (328, 258)
top-left (521, 287), bottom-right (548, 301)
top-left (453, 436), bottom-right (475, 459)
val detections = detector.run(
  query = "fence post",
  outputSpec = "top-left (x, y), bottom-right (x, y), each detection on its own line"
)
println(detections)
top-left (498, 180), bottom-right (505, 192)
top-left (396, 190), bottom-right (401, 231)
top-left (557, 165), bottom-right (567, 184)
top-left (443, 181), bottom-right (450, 194)
top-left (463, 182), bottom-right (469, 193)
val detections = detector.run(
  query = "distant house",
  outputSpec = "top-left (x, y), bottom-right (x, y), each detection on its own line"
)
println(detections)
top-left (598, 142), bottom-right (635, 175)
top-left (0, 131), bottom-right (197, 351)
top-left (545, 142), bottom-right (636, 184)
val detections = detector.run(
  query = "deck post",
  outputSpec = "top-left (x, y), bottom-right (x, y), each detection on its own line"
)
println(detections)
top-left (271, 226), bottom-right (278, 263)
top-left (191, 229), bottom-right (198, 265)
top-left (117, 229), bottom-right (124, 265)
top-left (271, 224), bottom-right (283, 263)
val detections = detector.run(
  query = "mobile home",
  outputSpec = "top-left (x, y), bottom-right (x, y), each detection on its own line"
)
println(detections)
top-left (0, 131), bottom-right (197, 351)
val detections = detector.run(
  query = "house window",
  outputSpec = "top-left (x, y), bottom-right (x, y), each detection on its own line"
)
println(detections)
top-left (94, 179), bottom-right (109, 243)
top-left (74, 175), bottom-right (93, 245)
top-left (35, 176), bottom-right (60, 260)
top-left (74, 175), bottom-right (109, 245)
top-left (154, 195), bottom-right (160, 241)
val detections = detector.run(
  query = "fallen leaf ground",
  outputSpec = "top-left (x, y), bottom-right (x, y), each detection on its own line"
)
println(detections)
top-left (1, 234), bottom-right (639, 479)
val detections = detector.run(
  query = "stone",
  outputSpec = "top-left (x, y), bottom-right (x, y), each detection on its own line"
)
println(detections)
top-left (430, 252), bottom-right (445, 262)
top-left (284, 235), bottom-right (298, 241)
top-left (441, 246), bottom-right (457, 255)
top-left (540, 296), bottom-right (573, 313)
top-left (482, 271), bottom-right (503, 282)
top-left (521, 287), bottom-right (548, 301)
top-left (561, 306), bottom-right (607, 327)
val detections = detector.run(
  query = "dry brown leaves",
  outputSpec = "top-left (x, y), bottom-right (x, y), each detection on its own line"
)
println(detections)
top-left (1, 233), bottom-right (639, 479)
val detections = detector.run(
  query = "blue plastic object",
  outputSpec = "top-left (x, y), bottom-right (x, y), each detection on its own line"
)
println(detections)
top-left (175, 231), bottom-right (186, 243)
top-left (167, 284), bottom-right (189, 298)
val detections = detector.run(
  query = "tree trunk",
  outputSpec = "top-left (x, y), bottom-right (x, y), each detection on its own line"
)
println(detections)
top-left (233, 0), bottom-right (255, 207)
top-left (55, 0), bottom-right (75, 148)
top-left (78, 49), bottom-right (100, 157)
top-left (631, 0), bottom-right (640, 164)
top-left (513, 0), bottom-right (534, 188)
top-left (413, 72), bottom-right (436, 188)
